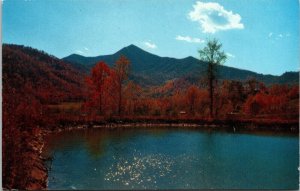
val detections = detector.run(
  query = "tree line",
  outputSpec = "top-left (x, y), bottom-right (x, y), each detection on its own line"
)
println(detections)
top-left (83, 61), bottom-right (298, 120)
top-left (82, 39), bottom-right (298, 120)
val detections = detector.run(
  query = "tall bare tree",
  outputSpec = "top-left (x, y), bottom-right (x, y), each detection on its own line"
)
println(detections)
top-left (199, 39), bottom-right (227, 118)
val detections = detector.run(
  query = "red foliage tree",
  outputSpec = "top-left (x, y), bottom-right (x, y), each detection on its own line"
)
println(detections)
top-left (185, 85), bottom-right (199, 115)
top-left (124, 81), bottom-right (142, 115)
top-left (243, 84), bottom-right (298, 119)
top-left (85, 61), bottom-right (111, 115)
top-left (113, 55), bottom-right (130, 116)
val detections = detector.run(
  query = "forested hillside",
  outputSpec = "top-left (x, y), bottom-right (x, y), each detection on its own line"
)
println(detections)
top-left (2, 44), bottom-right (85, 189)
top-left (3, 44), bottom-right (86, 103)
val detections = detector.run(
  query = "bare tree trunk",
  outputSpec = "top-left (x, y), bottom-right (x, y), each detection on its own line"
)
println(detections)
top-left (209, 77), bottom-right (214, 118)
top-left (118, 83), bottom-right (122, 116)
top-left (99, 91), bottom-right (102, 115)
top-left (214, 80), bottom-right (219, 118)
top-left (208, 63), bottom-right (214, 118)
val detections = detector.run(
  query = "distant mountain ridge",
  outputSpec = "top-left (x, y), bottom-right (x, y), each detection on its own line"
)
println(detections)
top-left (63, 44), bottom-right (299, 87)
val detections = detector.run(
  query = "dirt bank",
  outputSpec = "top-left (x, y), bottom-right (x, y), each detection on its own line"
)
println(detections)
top-left (22, 128), bottom-right (48, 190)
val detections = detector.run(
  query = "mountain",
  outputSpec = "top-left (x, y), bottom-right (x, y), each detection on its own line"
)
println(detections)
top-left (64, 45), bottom-right (207, 86)
top-left (3, 44), bottom-right (86, 103)
top-left (63, 44), bottom-right (299, 87)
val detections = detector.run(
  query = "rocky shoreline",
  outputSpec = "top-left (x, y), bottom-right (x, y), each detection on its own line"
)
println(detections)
top-left (23, 128), bottom-right (48, 190)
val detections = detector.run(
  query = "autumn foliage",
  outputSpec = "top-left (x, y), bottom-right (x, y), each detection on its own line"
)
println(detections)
top-left (84, 56), bottom-right (131, 117)
top-left (243, 84), bottom-right (299, 118)
top-left (85, 61), bottom-right (113, 115)
top-left (2, 44), bottom-right (299, 189)
top-left (3, 81), bottom-right (49, 189)
top-left (2, 45), bottom-right (85, 189)
top-left (83, 59), bottom-right (299, 121)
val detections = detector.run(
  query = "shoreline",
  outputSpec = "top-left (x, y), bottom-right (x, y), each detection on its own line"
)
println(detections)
top-left (51, 118), bottom-right (299, 134)
top-left (19, 128), bottom-right (48, 190)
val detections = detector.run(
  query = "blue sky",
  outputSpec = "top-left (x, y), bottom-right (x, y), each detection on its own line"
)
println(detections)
top-left (3, 0), bottom-right (299, 75)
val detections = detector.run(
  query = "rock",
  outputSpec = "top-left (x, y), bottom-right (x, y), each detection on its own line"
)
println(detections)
top-left (26, 183), bottom-right (44, 190)
top-left (31, 167), bottom-right (47, 181)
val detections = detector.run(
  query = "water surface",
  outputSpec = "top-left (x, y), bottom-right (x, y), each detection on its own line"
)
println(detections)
top-left (43, 127), bottom-right (299, 189)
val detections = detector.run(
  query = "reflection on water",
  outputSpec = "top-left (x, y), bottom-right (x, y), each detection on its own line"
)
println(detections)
top-left (43, 127), bottom-right (299, 190)
top-left (104, 152), bottom-right (174, 189)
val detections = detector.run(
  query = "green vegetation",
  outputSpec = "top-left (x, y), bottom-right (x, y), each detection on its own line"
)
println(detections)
top-left (199, 39), bottom-right (227, 118)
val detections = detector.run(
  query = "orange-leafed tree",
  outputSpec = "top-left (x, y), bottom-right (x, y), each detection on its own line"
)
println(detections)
top-left (185, 85), bottom-right (199, 115)
top-left (85, 61), bottom-right (111, 115)
top-left (124, 81), bottom-right (142, 116)
top-left (113, 55), bottom-right (130, 116)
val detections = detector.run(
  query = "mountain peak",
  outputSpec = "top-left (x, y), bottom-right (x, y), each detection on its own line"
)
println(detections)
top-left (121, 44), bottom-right (143, 52)
top-left (61, 43), bottom-right (299, 86)
top-left (116, 44), bottom-right (151, 57)
top-left (126, 44), bottom-right (139, 49)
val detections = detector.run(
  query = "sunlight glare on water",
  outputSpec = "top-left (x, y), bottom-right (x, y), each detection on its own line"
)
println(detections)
top-left (104, 152), bottom-right (174, 189)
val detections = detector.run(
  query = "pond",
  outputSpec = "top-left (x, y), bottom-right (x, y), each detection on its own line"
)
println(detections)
top-left (43, 127), bottom-right (299, 190)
